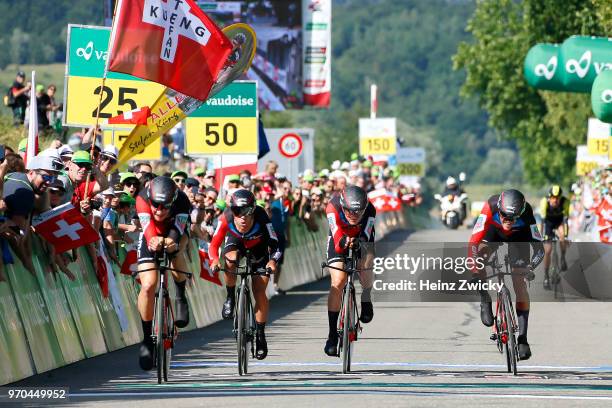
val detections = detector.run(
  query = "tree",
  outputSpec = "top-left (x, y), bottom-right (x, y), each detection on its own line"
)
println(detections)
top-left (454, 0), bottom-right (609, 187)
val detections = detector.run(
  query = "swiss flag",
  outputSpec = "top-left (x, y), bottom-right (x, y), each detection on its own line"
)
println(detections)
top-left (96, 256), bottom-right (110, 298)
top-left (32, 203), bottom-right (99, 253)
top-left (198, 249), bottom-right (221, 286)
top-left (600, 226), bottom-right (612, 244)
top-left (106, 107), bottom-right (151, 125)
top-left (368, 189), bottom-right (402, 213)
top-left (108, 0), bottom-right (232, 100)
top-left (120, 249), bottom-right (138, 276)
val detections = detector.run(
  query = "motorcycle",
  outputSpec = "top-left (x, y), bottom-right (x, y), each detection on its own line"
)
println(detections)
top-left (434, 193), bottom-right (468, 229)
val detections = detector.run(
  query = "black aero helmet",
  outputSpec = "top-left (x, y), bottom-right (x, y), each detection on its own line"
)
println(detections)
top-left (548, 185), bottom-right (562, 198)
top-left (148, 176), bottom-right (178, 209)
top-left (497, 189), bottom-right (526, 220)
top-left (230, 189), bottom-right (256, 217)
top-left (340, 185), bottom-right (368, 215)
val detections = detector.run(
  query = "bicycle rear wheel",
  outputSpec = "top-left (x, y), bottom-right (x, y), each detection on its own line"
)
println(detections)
top-left (341, 285), bottom-right (354, 374)
top-left (155, 284), bottom-right (165, 384)
top-left (237, 282), bottom-right (248, 376)
top-left (502, 293), bottom-right (518, 375)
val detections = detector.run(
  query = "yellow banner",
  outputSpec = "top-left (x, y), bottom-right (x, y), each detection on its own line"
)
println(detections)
top-left (65, 76), bottom-right (163, 127)
top-left (359, 136), bottom-right (397, 155)
top-left (103, 129), bottom-right (161, 161)
top-left (112, 23), bottom-right (256, 169)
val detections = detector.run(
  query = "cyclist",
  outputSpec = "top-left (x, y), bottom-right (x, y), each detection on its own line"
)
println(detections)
top-left (208, 189), bottom-right (282, 360)
top-left (135, 176), bottom-right (192, 370)
top-left (539, 185), bottom-right (570, 289)
top-left (324, 185), bottom-right (376, 357)
top-left (469, 189), bottom-right (544, 361)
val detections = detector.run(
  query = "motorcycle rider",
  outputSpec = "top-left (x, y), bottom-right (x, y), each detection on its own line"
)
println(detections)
top-left (439, 176), bottom-right (468, 225)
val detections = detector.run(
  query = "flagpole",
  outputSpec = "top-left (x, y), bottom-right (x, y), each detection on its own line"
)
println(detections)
top-left (85, 0), bottom-right (121, 204)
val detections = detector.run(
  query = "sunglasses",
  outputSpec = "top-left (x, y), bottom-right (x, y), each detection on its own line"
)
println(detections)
top-left (150, 200), bottom-right (172, 210)
top-left (49, 188), bottom-right (65, 195)
top-left (499, 212), bottom-right (519, 223)
top-left (100, 155), bottom-right (117, 165)
top-left (230, 206), bottom-right (254, 217)
top-left (38, 172), bottom-right (57, 183)
top-left (174, 178), bottom-right (186, 184)
top-left (343, 207), bottom-right (364, 217)
top-left (124, 181), bottom-right (139, 187)
top-left (75, 162), bottom-right (92, 170)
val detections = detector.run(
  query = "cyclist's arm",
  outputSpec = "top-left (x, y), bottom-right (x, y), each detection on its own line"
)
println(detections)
top-left (468, 201), bottom-right (494, 272)
top-left (524, 204), bottom-right (545, 269)
top-left (326, 203), bottom-right (348, 254)
top-left (136, 194), bottom-right (157, 243)
top-left (264, 221), bottom-right (283, 263)
top-left (208, 213), bottom-right (229, 263)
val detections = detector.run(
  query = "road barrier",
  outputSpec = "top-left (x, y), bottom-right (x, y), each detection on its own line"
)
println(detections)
top-left (0, 208), bottom-right (409, 385)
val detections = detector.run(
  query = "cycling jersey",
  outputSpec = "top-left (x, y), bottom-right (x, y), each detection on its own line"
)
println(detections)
top-left (469, 194), bottom-right (544, 270)
top-left (135, 189), bottom-right (190, 264)
top-left (325, 194), bottom-right (376, 262)
top-left (539, 196), bottom-right (570, 222)
top-left (208, 206), bottom-right (282, 265)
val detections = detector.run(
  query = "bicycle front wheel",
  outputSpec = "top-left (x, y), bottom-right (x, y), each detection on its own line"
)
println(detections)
top-left (237, 283), bottom-right (248, 376)
top-left (502, 293), bottom-right (518, 375)
top-left (341, 286), bottom-right (354, 374)
top-left (156, 285), bottom-right (165, 384)
top-left (163, 296), bottom-right (173, 382)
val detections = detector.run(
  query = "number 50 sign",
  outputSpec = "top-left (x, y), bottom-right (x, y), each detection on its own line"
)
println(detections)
top-left (185, 82), bottom-right (259, 155)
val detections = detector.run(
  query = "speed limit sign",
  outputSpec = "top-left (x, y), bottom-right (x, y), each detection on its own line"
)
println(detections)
top-left (279, 133), bottom-right (303, 158)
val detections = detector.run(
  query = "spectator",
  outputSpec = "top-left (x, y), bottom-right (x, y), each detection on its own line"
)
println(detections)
top-left (120, 172), bottom-right (140, 198)
top-left (58, 145), bottom-right (73, 168)
top-left (203, 169), bottom-right (216, 189)
top-left (99, 145), bottom-right (119, 175)
top-left (264, 160), bottom-right (278, 181)
top-left (9, 71), bottom-right (30, 126)
top-left (68, 151), bottom-right (109, 214)
top-left (193, 167), bottom-right (206, 188)
top-left (17, 138), bottom-right (27, 160)
top-left (171, 170), bottom-right (188, 190)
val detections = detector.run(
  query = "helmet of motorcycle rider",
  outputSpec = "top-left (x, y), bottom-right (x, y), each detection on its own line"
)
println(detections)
top-left (446, 176), bottom-right (457, 188)
top-left (340, 185), bottom-right (368, 224)
top-left (230, 189), bottom-right (256, 217)
top-left (148, 176), bottom-right (178, 211)
top-left (497, 189), bottom-right (526, 221)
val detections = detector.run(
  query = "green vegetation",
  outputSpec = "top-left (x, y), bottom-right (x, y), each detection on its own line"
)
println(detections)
top-left (454, 0), bottom-right (612, 187)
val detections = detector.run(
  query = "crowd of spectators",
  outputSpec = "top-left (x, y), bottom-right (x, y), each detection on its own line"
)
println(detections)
top-left (568, 166), bottom-right (612, 242)
top-left (0, 128), bottom-right (423, 290)
top-left (6, 71), bottom-right (62, 132)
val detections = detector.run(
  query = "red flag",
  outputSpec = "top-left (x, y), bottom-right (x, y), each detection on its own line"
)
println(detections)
top-left (600, 226), bottom-right (612, 244)
top-left (108, 0), bottom-right (232, 100)
top-left (120, 249), bottom-right (138, 275)
top-left (198, 249), bottom-right (221, 286)
top-left (106, 106), bottom-right (151, 125)
top-left (32, 203), bottom-right (99, 253)
top-left (96, 256), bottom-right (110, 298)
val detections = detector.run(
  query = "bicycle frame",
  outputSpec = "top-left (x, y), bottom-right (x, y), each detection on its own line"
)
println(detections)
top-left (136, 250), bottom-right (192, 383)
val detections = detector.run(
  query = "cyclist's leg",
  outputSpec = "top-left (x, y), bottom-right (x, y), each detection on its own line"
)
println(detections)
top-left (136, 259), bottom-right (158, 370)
top-left (169, 234), bottom-right (191, 327)
top-left (220, 240), bottom-right (241, 319)
top-left (357, 242), bottom-right (375, 323)
top-left (556, 223), bottom-right (568, 270)
top-left (510, 243), bottom-right (531, 359)
top-left (252, 259), bottom-right (270, 360)
top-left (542, 220), bottom-right (554, 283)
top-left (326, 236), bottom-right (347, 355)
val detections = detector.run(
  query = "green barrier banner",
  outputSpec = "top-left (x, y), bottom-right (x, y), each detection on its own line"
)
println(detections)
top-left (0, 279), bottom-right (35, 384)
top-left (61, 249), bottom-right (108, 358)
top-left (592, 69), bottom-right (612, 124)
top-left (31, 243), bottom-right (85, 365)
top-left (76, 247), bottom-right (126, 352)
top-left (559, 35), bottom-right (612, 93)
top-left (524, 43), bottom-right (564, 91)
top-left (5, 262), bottom-right (65, 373)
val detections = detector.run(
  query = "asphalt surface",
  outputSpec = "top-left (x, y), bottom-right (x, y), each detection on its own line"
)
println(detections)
top-left (9, 224), bottom-right (612, 407)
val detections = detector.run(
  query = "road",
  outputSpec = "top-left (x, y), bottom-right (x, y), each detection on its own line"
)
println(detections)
top-left (11, 224), bottom-right (612, 407)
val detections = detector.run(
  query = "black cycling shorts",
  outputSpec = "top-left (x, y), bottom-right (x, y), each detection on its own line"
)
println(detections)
top-left (326, 236), bottom-right (374, 265)
top-left (543, 219), bottom-right (563, 240)
top-left (222, 234), bottom-right (269, 270)
top-left (137, 233), bottom-right (178, 265)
